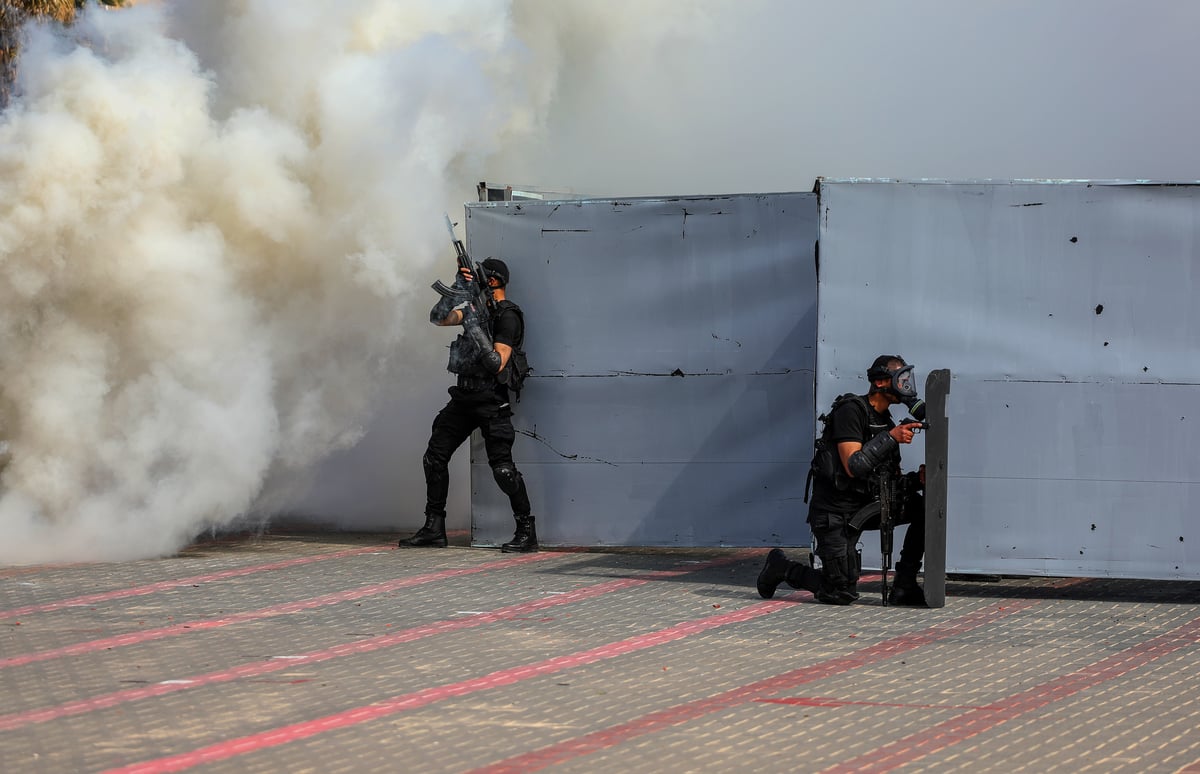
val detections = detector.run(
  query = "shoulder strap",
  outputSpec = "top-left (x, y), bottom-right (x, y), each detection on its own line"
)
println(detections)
top-left (843, 393), bottom-right (870, 417)
top-left (823, 393), bottom-right (868, 431)
top-left (807, 393), bottom-right (869, 504)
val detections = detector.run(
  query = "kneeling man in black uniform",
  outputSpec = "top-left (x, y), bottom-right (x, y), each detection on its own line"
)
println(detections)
top-left (758, 355), bottom-right (927, 605)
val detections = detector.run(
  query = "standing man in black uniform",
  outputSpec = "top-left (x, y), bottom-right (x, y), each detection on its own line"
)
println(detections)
top-left (757, 355), bottom-right (927, 605)
top-left (398, 257), bottom-right (537, 553)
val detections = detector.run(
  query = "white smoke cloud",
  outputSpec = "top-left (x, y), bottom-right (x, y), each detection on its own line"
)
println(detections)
top-left (0, 1), bottom-right (539, 563)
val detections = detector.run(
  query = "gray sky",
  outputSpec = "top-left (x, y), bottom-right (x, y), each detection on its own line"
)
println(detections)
top-left (490, 0), bottom-right (1200, 196)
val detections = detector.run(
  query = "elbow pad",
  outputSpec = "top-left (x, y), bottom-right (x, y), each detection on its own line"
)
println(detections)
top-left (479, 349), bottom-right (503, 374)
top-left (847, 430), bottom-right (899, 479)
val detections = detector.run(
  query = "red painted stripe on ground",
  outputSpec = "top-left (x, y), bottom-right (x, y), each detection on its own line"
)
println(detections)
top-left (467, 598), bottom-right (1043, 774)
top-left (819, 614), bottom-right (1200, 774)
top-left (101, 572), bottom-right (1043, 774)
top-left (0, 552), bottom-right (556, 670)
top-left (0, 552), bottom-right (751, 732)
top-left (0, 544), bottom-right (393, 620)
top-left (104, 589), bottom-right (801, 773)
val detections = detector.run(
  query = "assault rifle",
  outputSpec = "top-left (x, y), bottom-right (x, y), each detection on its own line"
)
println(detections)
top-left (432, 214), bottom-right (492, 328)
top-left (877, 418), bottom-right (929, 606)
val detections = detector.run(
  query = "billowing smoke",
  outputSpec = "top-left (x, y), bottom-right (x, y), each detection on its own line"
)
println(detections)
top-left (0, 1), bottom-right (545, 562)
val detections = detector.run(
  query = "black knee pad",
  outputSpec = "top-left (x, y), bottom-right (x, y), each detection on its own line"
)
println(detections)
top-left (815, 539), bottom-right (854, 588)
top-left (492, 464), bottom-right (523, 496)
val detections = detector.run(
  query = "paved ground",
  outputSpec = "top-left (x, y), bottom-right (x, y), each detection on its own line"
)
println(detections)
top-left (2, 531), bottom-right (1199, 774)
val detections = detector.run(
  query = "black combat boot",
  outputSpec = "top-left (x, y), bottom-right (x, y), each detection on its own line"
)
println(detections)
top-left (501, 514), bottom-right (538, 553)
top-left (398, 512), bottom-right (447, 548)
top-left (814, 586), bottom-right (857, 605)
top-left (756, 549), bottom-right (791, 598)
top-left (758, 549), bottom-right (828, 599)
top-left (888, 573), bottom-right (927, 607)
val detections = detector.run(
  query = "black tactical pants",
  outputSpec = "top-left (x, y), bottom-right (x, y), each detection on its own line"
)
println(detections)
top-left (422, 394), bottom-right (531, 518)
top-left (809, 490), bottom-right (925, 593)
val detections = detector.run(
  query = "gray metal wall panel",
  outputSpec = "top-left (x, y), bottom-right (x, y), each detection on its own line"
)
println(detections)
top-left (464, 194), bottom-right (817, 547)
top-left (817, 180), bottom-right (1200, 579)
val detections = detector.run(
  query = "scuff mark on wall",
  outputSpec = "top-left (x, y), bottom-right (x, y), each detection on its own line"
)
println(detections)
top-left (516, 429), bottom-right (618, 466)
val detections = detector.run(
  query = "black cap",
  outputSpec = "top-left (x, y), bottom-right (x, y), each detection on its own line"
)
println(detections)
top-left (481, 258), bottom-right (509, 287)
top-left (867, 354), bottom-right (906, 381)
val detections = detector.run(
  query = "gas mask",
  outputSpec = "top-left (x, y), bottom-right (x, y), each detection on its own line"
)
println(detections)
top-left (890, 365), bottom-right (917, 401)
top-left (891, 365), bottom-right (926, 420)
top-left (870, 362), bottom-right (925, 420)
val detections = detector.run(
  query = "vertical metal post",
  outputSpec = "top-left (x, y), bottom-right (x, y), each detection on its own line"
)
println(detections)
top-left (923, 368), bottom-right (951, 607)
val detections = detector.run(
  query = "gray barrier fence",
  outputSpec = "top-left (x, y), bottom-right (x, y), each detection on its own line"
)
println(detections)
top-left (464, 194), bottom-right (818, 548)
